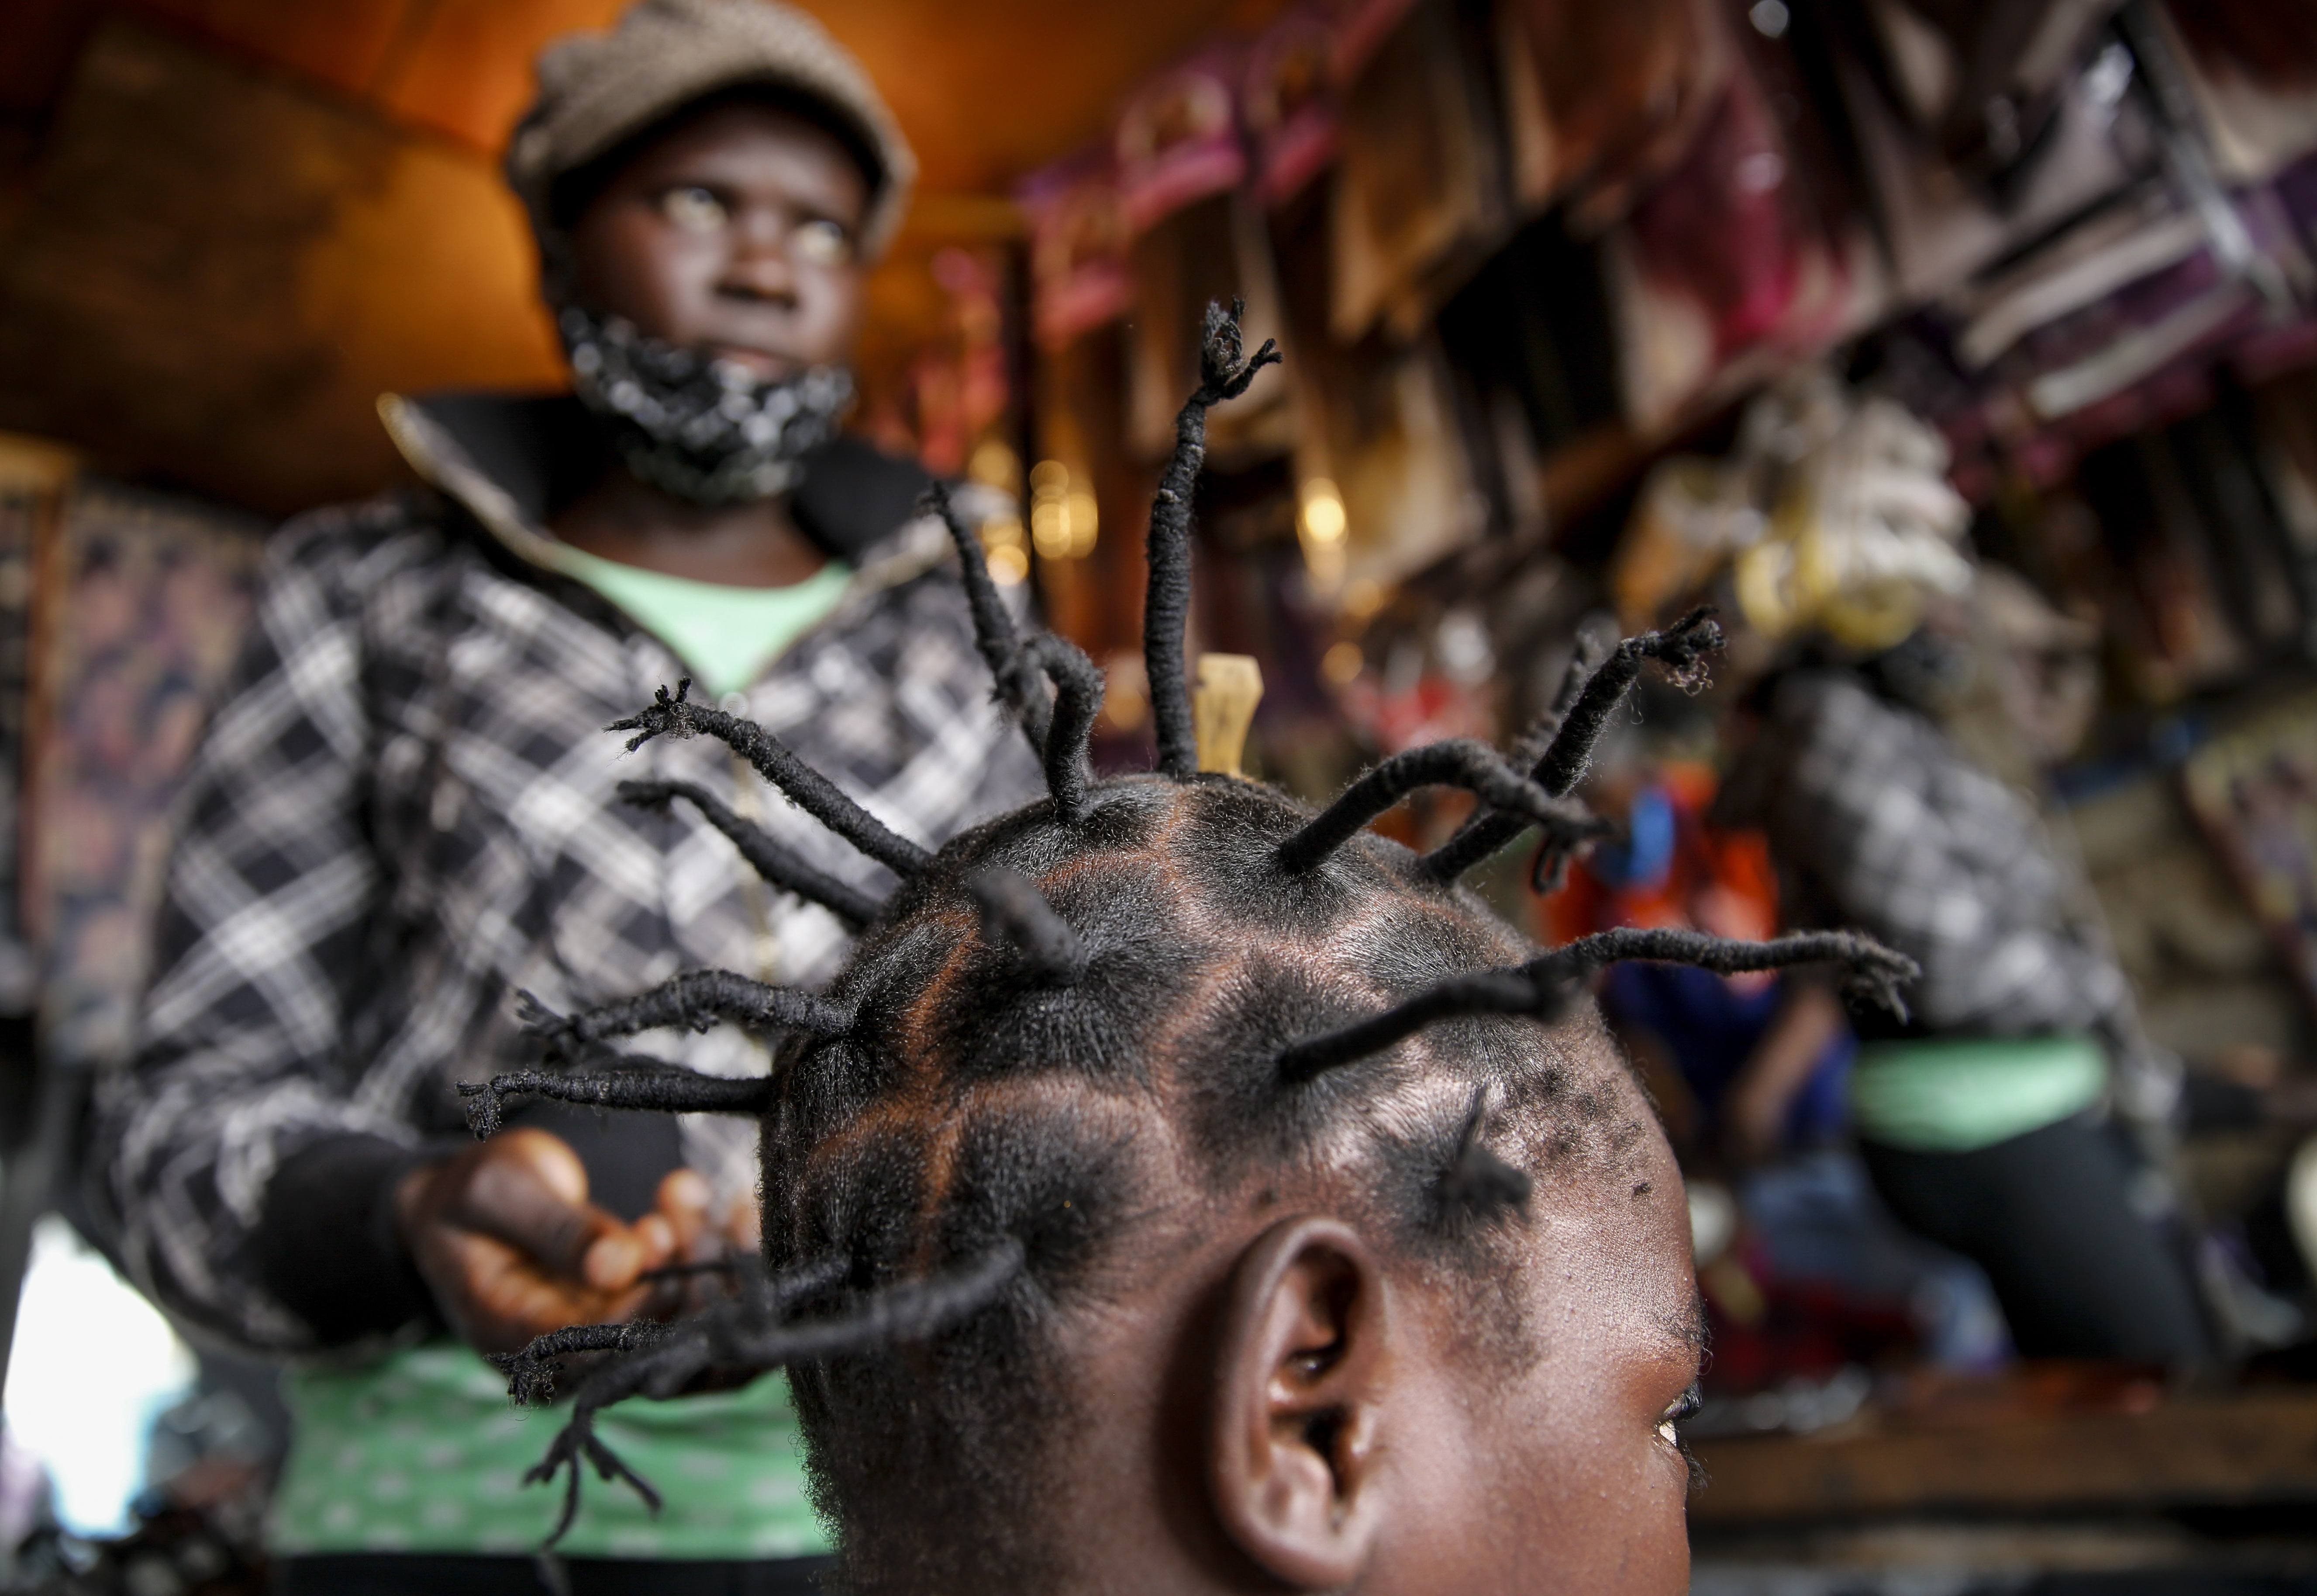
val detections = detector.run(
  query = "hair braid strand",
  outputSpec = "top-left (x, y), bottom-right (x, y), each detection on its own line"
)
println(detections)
top-left (1145, 300), bottom-right (1280, 779)
top-left (618, 778), bottom-right (884, 929)
top-left (609, 679), bottom-right (933, 875)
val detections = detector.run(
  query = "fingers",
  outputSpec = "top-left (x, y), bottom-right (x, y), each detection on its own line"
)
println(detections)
top-left (498, 1126), bottom-right (590, 1206)
top-left (723, 1190), bottom-right (762, 1255)
top-left (401, 1133), bottom-right (742, 1352)
top-left (452, 1129), bottom-right (642, 1282)
top-left (655, 1169), bottom-right (715, 1258)
top-left (433, 1229), bottom-right (656, 1355)
top-left (583, 1227), bottom-right (664, 1292)
top-left (633, 1169), bottom-right (727, 1320)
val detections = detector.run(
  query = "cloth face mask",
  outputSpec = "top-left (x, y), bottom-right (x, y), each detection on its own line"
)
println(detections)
top-left (559, 304), bottom-right (854, 505)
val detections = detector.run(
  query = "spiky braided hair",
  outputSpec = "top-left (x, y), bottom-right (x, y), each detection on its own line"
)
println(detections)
top-left (466, 303), bottom-right (1916, 1581)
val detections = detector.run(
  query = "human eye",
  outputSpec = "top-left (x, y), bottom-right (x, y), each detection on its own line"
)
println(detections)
top-left (657, 185), bottom-right (728, 233)
top-left (1658, 1379), bottom-right (1706, 1487)
top-left (1656, 1380), bottom-right (1701, 1448)
top-left (793, 216), bottom-right (854, 267)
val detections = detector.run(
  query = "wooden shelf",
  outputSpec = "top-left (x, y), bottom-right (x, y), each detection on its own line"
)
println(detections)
top-left (1689, 1389), bottom-right (2317, 1527)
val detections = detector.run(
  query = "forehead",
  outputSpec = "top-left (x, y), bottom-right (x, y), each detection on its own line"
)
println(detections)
top-left (1524, 1059), bottom-right (1693, 1325)
top-left (608, 97), bottom-right (871, 211)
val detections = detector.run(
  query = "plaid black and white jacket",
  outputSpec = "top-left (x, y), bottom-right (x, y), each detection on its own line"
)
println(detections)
top-left (95, 395), bottom-right (1041, 1353)
top-left (1722, 667), bottom-right (2133, 1044)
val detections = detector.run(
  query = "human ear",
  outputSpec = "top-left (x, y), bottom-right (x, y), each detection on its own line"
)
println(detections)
top-left (1209, 1215), bottom-right (1389, 1588)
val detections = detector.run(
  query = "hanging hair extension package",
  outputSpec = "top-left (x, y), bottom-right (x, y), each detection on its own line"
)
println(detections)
top-left (1115, 43), bottom-right (1292, 465)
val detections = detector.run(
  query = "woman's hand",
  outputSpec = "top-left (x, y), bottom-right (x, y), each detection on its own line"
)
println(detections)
top-left (394, 1127), bottom-right (683, 1355)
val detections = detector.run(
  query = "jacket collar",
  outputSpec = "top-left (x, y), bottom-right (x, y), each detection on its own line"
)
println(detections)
top-left (377, 391), bottom-right (941, 581)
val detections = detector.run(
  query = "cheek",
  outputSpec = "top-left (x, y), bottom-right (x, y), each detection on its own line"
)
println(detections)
top-left (1476, 1203), bottom-right (1695, 1593)
top-left (572, 216), bottom-right (720, 339)
top-left (794, 268), bottom-right (866, 358)
top-left (1476, 1354), bottom-right (1690, 1596)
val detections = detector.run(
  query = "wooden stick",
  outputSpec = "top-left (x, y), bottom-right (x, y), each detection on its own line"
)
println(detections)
top-left (1193, 654), bottom-right (1263, 777)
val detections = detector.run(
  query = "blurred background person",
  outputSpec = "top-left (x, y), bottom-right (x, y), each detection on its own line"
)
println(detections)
top-left (1719, 586), bottom-right (2217, 1365)
top-left (88, 3), bottom-right (1038, 1591)
top-left (1556, 681), bottom-right (2010, 1386)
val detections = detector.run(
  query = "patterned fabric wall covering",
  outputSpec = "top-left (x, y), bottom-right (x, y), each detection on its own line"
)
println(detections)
top-left (0, 493), bottom-right (34, 1013)
top-left (27, 480), bottom-right (264, 1068)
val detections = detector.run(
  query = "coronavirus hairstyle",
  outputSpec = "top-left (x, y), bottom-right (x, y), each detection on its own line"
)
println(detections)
top-left (467, 301), bottom-right (1917, 1581)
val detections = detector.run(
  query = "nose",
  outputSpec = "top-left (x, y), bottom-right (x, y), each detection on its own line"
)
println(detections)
top-left (717, 213), bottom-right (799, 307)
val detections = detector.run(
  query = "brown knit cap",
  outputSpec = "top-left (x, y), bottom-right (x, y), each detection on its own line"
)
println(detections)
top-left (506, 0), bottom-right (917, 261)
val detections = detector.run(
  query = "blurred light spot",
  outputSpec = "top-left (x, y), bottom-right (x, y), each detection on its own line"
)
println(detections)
top-left (1320, 641), bottom-right (1364, 686)
top-left (988, 545), bottom-right (1030, 585)
top-left (1435, 610), bottom-right (1494, 683)
top-left (1736, 151), bottom-right (1785, 193)
top-left (1748, 0), bottom-right (1789, 37)
top-left (1298, 478), bottom-right (1346, 545)
top-left (2084, 41), bottom-right (2134, 109)
top-left (980, 514), bottom-right (1028, 585)
top-left (1103, 652), bottom-right (1149, 731)
top-left (1028, 460), bottom-right (1094, 560)
top-left (967, 438), bottom-right (1019, 490)
top-left (5, 1217), bottom-right (193, 1534)
top-left (1065, 490), bottom-right (1099, 558)
top-left (1030, 498), bottom-right (1071, 560)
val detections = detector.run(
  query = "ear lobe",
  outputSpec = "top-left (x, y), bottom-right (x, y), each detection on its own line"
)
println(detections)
top-left (1209, 1216), bottom-right (1389, 1589)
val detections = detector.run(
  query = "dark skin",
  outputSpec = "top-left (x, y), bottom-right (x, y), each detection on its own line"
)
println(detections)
top-left (1037, 1053), bottom-right (1702, 1595)
top-left (396, 100), bottom-right (866, 1355)
top-left (551, 98), bottom-right (872, 586)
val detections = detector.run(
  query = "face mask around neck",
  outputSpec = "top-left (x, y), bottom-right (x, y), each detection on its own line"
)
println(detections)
top-left (558, 304), bottom-right (854, 505)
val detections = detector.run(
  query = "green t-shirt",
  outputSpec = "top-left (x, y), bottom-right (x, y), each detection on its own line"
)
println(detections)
top-left (269, 1346), bottom-right (826, 1559)
top-left (547, 545), bottom-right (854, 698)
top-left (1848, 1034), bottom-right (2107, 1153)
top-left (273, 549), bottom-right (857, 1560)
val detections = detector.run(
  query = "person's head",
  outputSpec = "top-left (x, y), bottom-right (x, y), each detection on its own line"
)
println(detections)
top-left (477, 309), bottom-right (1914, 1593)
top-left (504, 0), bottom-right (915, 501)
top-left (759, 775), bottom-right (1706, 1595)
top-left (552, 88), bottom-right (875, 380)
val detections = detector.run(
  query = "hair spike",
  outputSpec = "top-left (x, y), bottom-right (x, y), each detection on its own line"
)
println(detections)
top-left (1507, 631), bottom-right (1612, 770)
top-left (514, 1238), bottom-right (1025, 1546)
top-left (1023, 634), bottom-right (1103, 821)
top-left (920, 482), bottom-right (1053, 754)
top-left (1535, 926), bottom-right (1920, 1020)
top-left (1281, 925), bottom-right (1917, 1083)
top-left (1437, 1085), bottom-right (1531, 1228)
top-left (1277, 738), bottom-right (1610, 875)
top-left (459, 1056), bottom-right (775, 1139)
top-left (609, 679), bottom-right (934, 876)
top-left (618, 778), bottom-right (884, 930)
top-left (517, 974), bottom-right (853, 1063)
top-left (1532, 607), bottom-right (1721, 795)
top-left (1278, 969), bottom-right (1552, 1083)
top-left (1421, 609), bottom-right (1723, 884)
top-left (965, 866), bottom-right (1088, 983)
top-left (492, 1254), bottom-right (849, 1406)
top-left (492, 1321), bottom-right (672, 1406)
top-left (1145, 300), bottom-right (1283, 780)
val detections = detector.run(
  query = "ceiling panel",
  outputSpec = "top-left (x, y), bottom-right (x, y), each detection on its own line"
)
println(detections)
top-left (90, 0), bottom-right (1298, 196)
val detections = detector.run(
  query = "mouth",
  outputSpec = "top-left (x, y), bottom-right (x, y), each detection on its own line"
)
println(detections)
top-left (706, 345), bottom-right (796, 382)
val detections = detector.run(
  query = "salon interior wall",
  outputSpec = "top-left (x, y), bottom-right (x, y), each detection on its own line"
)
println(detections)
top-left (0, 17), bottom-right (562, 516)
top-left (0, 0), bottom-right (1294, 519)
